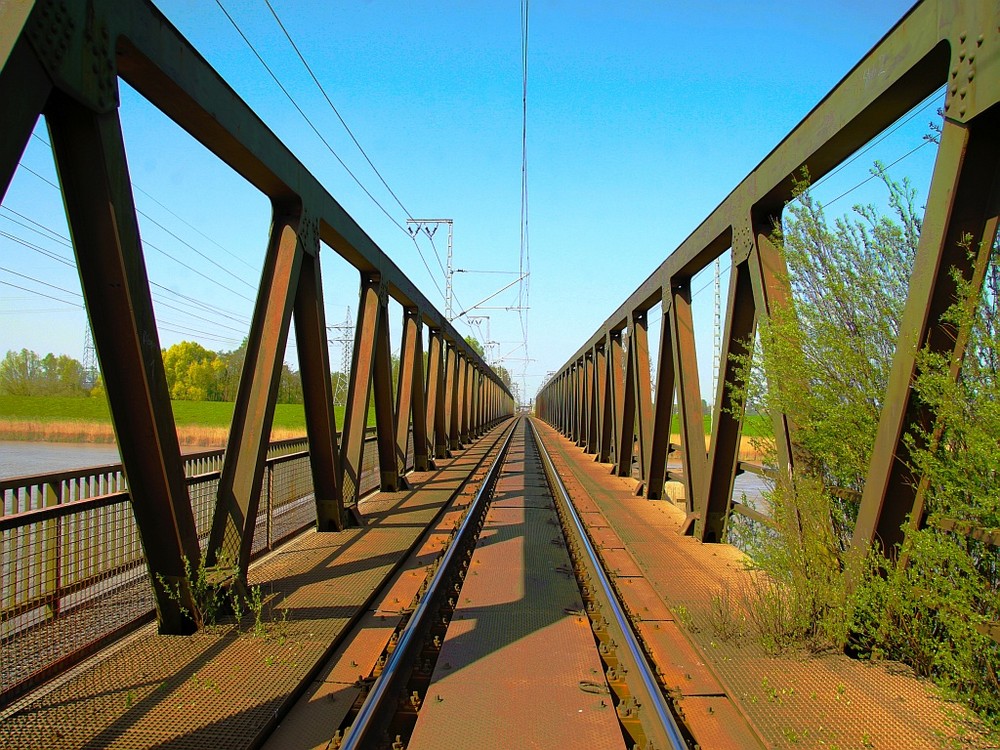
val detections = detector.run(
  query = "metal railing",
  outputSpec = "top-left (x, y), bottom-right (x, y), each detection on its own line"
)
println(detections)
top-left (0, 429), bottom-right (410, 707)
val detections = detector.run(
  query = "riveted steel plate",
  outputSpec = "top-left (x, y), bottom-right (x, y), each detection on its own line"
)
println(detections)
top-left (588, 525), bottom-right (625, 550)
top-left (635, 620), bottom-right (725, 697)
top-left (596, 547), bottom-right (644, 578)
top-left (678, 695), bottom-right (763, 750)
top-left (612, 577), bottom-right (675, 622)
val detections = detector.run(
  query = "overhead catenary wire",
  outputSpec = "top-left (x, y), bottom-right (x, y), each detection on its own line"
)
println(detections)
top-left (260, 0), bottom-right (413, 220)
top-left (213, 0), bottom-right (408, 235)
top-left (1, 205), bottom-right (255, 331)
top-left (214, 1), bottom-right (451, 315)
top-left (30, 131), bottom-right (260, 274)
top-left (14, 161), bottom-right (256, 303)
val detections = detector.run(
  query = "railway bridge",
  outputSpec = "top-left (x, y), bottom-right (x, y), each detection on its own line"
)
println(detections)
top-left (2, 1), bottom-right (999, 748)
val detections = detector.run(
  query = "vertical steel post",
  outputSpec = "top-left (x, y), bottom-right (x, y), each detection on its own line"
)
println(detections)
top-left (395, 308), bottom-right (420, 476)
top-left (293, 225), bottom-right (344, 531)
top-left (371, 285), bottom-right (401, 491)
top-left (445, 343), bottom-right (459, 451)
top-left (645, 294), bottom-right (676, 500)
top-left (426, 328), bottom-right (448, 459)
top-left (701, 255), bottom-right (756, 541)
top-left (608, 329), bottom-right (626, 469)
top-left (670, 279), bottom-right (709, 508)
top-left (630, 309), bottom-right (655, 491)
top-left (595, 338), bottom-right (611, 463)
top-left (585, 350), bottom-right (598, 454)
top-left (614, 327), bottom-right (637, 478)
top-left (1, 37), bottom-right (51, 201)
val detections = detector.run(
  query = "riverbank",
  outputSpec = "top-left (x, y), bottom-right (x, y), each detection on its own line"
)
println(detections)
top-left (0, 419), bottom-right (306, 447)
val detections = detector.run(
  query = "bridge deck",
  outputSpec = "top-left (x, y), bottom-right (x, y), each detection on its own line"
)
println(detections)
top-left (533, 419), bottom-right (985, 750)
top-left (0, 426), bottom-right (506, 750)
top-left (1, 419), bottom-right (989, 749)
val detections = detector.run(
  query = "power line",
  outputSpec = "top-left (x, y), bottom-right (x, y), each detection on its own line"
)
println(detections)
top-left (517, 0), bottom-right (531, 403)
top-left (261, 0), bottom-right (413, 220)
top-left (13, 161), bottom-right (256, 303)
top-left (213, 0), bottom-right (409, 235)
top-left (30, 131), bottom-right (259, 274)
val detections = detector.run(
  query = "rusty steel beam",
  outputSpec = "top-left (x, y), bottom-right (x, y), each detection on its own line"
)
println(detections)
top-left (341, 275), bottom-right (381, 506)
top-left (46, 92), bottom-right (200, 634)
top-left (293, 222), bottom-right (344, 532)
top-left (594, 338), bottom-right (612, 463)
top-left (585, 351), bottom-right (598, 454)
top-left (371, 288), bottom-right (402, 492)
top-left (426, 328), bottom-right (448, 459)
top-left (208, 206), bottom-right (305, 574)
top-left (608, 329), bottom-right (626, 469)
top-left (459, 357), bottom-right (471, 444)
top-left (1, 35), bottom-right (50, 202)
top-left (615, 330), bottom-right (637, 478)
top-left (700, 258), bottom-right (757, 540)
top-left (670, 280), bottom-right (709, 508)
top-left (445, 343), bottom-right (459, 451)
top-left (644, 297), bottom-right (675, 501)
top-left (630, 310), bottom-right (655, 493)
top-left (854, 110), bottom-right (1000, 552)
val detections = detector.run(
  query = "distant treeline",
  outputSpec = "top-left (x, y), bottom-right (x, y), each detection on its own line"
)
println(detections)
top-left (0, 341), bottom-right (321, 404)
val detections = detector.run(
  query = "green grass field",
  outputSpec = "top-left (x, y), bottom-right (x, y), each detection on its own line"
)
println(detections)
top-left (1, 394), bottom-right (765, 437)
top-left (0, 395), bottom-right (327, 431)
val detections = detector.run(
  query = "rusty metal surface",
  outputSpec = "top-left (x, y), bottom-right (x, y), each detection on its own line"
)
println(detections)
top-left (535, 420), bottom-right (990, 749)
top-left (407, 423), bottom-right (627, 750)
top-left (0, 427), bottom-right (508, 750)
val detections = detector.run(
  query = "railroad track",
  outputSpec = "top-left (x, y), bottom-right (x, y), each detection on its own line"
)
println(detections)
top-left (304, 416), bottom-right (690, 750)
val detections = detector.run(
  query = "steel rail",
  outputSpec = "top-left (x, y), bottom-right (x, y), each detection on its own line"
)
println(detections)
top-left (528, 417), bottom-right (689, 750)
top-left (339, 419), bottom-right (519, 750)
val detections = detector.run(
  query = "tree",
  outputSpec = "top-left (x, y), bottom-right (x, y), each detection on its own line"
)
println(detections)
top-left (464, 335), bottom-right (485, 358)
top-left (0, 349), bottom-right (43, 395)
top-left (162, 341), bottom-right (224, 401)
top-left (0, 349), bottom-right (89, 396)
top-left (730, 165), bottom-right (1000, 728)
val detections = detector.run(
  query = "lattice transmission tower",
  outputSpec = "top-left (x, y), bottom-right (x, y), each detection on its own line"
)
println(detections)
top-left (331, 307), bottom-right (353, 407)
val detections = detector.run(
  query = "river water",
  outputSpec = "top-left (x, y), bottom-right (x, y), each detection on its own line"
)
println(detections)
top-left (0, 441), bottom-right (122, 480)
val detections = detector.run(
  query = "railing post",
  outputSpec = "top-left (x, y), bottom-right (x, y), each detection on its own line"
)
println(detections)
top-left (266, 463), bottom-right (274, 552)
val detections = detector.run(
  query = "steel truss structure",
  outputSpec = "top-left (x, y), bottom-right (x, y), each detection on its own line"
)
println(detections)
top-left (536, 1), bottom-right (1000, 553)
top-left (0, 0), bottom-right (513, 634)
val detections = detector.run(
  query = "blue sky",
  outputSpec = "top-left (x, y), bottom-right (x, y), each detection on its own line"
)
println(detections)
top-left (1, 0), bottom-right (939, 404)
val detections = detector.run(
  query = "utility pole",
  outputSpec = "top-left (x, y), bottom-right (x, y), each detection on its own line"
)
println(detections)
top-left (82, 321), bottom-right (97, 390)
top-left (407, 219), bottom-right (454, 321)
top-left (466, 315), bottom-right (495, 365)
top-left (331, 306), bottom-right (353, 407)
top-left (712, 256), bottom-right (721, 429)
